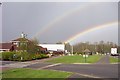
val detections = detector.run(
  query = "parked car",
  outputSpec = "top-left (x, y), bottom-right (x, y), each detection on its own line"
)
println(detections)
top-left (111, 53), bottom-right (119, 56)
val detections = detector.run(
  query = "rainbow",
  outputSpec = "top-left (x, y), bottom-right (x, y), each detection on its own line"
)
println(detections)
top-left (64, 21), bottom-right (118, 43)
top-left (32, 2), bottom-right (98, 38)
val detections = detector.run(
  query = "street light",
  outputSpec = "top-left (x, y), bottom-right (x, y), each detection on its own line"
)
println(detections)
top-left (71, 46), bottom-right (73, 54)
top-left (83, 53), bottom-right (87, 63)
top-left (83, 49), bottom-right (90, 63)
top-left (85, 53), bottom-right (87, 63)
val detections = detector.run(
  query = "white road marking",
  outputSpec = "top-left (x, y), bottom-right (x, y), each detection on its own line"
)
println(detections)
top-left (75, 73), bottom-right (101, 78)
top-left (46, 69), bottom-right (101, 78)
top-left (38, 63), bottom-right (62, 69)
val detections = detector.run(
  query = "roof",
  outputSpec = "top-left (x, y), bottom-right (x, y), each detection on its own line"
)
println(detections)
top-left (38, 46), bottom-right (47, 51)
top-left (83, 49), bottom-right (91, 53)
top-left (11, 38), bottom-right (30, 42)
top-left (0, 43), bottom-right (12, 49)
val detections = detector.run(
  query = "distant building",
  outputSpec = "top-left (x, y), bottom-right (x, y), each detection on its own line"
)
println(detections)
top-left (0, 32), bottom-right (28, 52)
top-left (39, 46), bottom-right (47, 53)
top-left (10, 32), bottom-right (30, 47)
top-left (0, 43), bottom-right (13, 52)
top-left (39, 44), bottom-right (65, 53)
top-left (83, 49), bottom-right (92, 55)
top-left (0, 33), bottom-right (47, 53)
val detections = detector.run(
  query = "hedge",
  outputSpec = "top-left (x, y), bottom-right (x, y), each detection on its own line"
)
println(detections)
top-left (2, 52), bottom-right (49, 61)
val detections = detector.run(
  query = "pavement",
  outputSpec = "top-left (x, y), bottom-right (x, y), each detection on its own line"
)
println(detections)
top-left (96, 55), bottom-right (110, 64)
top-left (0, 56), bottom-right (61, 71)
top-left (1, 55), bottom-right (120, 79)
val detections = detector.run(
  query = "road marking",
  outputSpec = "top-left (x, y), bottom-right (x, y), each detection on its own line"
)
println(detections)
top-left (75, 73), bottom-right (101, 78)
top-left (111, 63), bottom-right (119, 64)
top-left (73, 63), bottom-right (91, 64)
top-left (46, 69), bottom-right (101, 78)
top-left (38, 63), bottom-right (62, 69)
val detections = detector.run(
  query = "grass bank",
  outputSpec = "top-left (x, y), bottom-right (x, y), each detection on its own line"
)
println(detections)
top-left (0, 53), bottom-right (2, 59)
top-left (109, 56), bottom-right (120, 63)
top-left (46, 55), bottom-right (103, 64)
top-left (2, 68), bottom-right (72, 79)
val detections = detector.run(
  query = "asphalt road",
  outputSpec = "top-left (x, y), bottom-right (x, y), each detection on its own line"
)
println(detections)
top-left (24, 62), bottom-right (53, 69)
top-left (44, 63), bottom-right (118, 78)
top-left (1, 55), bottom-right (119, 79)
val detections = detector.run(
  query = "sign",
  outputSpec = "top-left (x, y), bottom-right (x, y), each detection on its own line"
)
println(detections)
top-left (83, 55), bottom-right (88, 58)
top-left (111, 48), bottom-right (117, 54)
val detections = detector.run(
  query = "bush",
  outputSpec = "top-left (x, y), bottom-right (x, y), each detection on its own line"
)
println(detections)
top-left (40, 54), bottom-right (49, 58)
top-left (2, 51), bottom-right (49, 61)
top-left (22, 52), bottom-right (32, 61)
top-left (14, 52), bottom-right (33, 61)
top-left (31, 53), bottom-right (49, 60)
top-left (77, 52), bottom-right (84, 55)
top-left (34, 54), bottom-right (41, 59)
top-left (2, 52), bottom-right (15, 60)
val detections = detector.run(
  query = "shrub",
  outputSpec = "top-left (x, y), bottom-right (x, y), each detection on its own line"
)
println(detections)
top-left (15, 52), bottom-right (33, 61)
top-left (40, 54), bottom-right (49, 58)
top-left (35, 54), bottom-right (42, 59)
top-left (22, 52), bottom-right (31, 61)
top-left (77, 52), bottom-right (84, 55)
top-left (28, 53), bottom-right (34, 60)
top-left (31, 53), bottom-right (49, 59)
top-left (2, 52), bottom-right (15, 60)
top-left (2, 51), bottom-right (49, 61)
top-left (28, 53), bottom-right (40, 60)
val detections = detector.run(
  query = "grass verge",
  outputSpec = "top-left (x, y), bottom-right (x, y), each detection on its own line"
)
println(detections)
top-left (109, 56), bottom-right (120, 63)
top-left (2, 68), bottom-right (72, 79)
top-left (0, 53), bottom-right (2, 59)
top-left (46, 55), bottom-right (103, 64)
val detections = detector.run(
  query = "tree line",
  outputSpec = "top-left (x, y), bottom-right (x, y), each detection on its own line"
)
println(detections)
top-left (65, 41), bottom-right (120, 54)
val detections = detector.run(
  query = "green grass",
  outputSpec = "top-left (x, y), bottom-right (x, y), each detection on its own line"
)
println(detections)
top-left (2, 68), bottom-right (72, 79)
top-left (46, 55), bottom-right (103, 63)
top-left (109, 56), bottom-right (120, 63)
top-left (0, 53), bottom-right (2, 59)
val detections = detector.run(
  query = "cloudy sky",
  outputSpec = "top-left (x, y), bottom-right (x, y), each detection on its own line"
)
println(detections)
top-left (2, 2), bottom-right (118, 45)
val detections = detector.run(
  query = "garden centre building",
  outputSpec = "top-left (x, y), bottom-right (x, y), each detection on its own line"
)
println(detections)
top-left (39, 44), bottom-right (65, 52)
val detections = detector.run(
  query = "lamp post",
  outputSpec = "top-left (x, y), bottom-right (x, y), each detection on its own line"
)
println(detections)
top-left (83, 49), bottom-right (90, 63)
top-left (83, 52), bottom-right (87, 63)
top-left (85, 52), bottom-right (87, 63)
top-left (71, 45), bottom-right (73, 54)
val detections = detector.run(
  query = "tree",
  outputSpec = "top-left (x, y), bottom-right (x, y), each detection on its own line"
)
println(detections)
top-left (64, 42), bottom-right (71, 53)
top-left (27, 38), bottom-right (40, 54)
top-left (118, 46), bottom-right (120, 53)
top-left (18, 38), bottom-right (28, 52)
top-left (18, 37), bottom-right (39, 53)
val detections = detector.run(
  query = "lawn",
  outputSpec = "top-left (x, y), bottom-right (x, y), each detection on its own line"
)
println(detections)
top-left (2, 68), bottom-right (72, 79)
top-left (46, 55), bottom-right (103, 64)
top-left (0, 53), bottom-right (2, 59)
top-left (109, 56), bottom-right (120, 63)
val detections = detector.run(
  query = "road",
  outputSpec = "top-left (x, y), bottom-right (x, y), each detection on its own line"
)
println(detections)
top-left (24, 55), bottom-right (119, 78)
top-left (96, 55), bottom-right (110, 64)
top-left (44, 64), bottom-right (118, 78)
top-left (1, 55), bottom-right (119, 79)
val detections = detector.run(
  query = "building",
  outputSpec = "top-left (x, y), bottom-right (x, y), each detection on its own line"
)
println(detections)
top-left (39, 44), bottom-right (65, 53)
top-left (0, 33), bottom-right (47, 53)
top-left (83, 49), bottom-right (92, 55)
top-left (0, 43), bottom-right (13, 52)
top-left (39, 46), bottom-right (47, 53)
top-left (0, 32), bottom-right (28, 52)
top-left (10, 32), bottom-right (30, 48)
